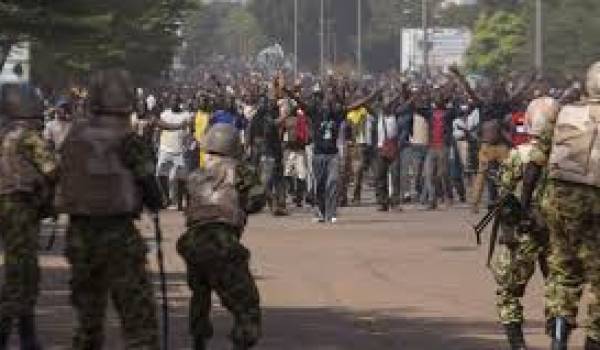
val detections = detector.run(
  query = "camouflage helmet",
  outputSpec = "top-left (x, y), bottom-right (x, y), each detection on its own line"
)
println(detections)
top-left (586, 61), bottom-right (600, 100)
top-left (88, 68), bottom-right (135, 115)
top-left (525, 96), bottom-right (560, 137)
top-left (202, 123), bottom-right (241, 157)
top-left (0, 83), bottom-right (43, 119)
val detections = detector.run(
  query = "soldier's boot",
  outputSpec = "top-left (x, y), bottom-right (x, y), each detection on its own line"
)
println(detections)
top-left (549, 317), bottom-right (571, 350)
top-left (504, 323), bottom-right (527, 350)
top-left (18, 316), bottom-right (41, 350)
top-left (193, 337), bottom-right (207, 350)
top-left (585, 338), bottom-right (600, 350)
top-left (0, 317), bottom-right (12, 350)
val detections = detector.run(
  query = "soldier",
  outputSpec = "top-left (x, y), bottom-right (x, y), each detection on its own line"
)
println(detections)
top-left (523, 62), bottom-right (600, 350)
top-left (55, 69), bottom-right (162, 349)
top-left (177, 124), bottom-right (261, 350)
top-left (0, 84), bottom-right (56, 350)
top-left (490, 97), bottom-right (559, 350)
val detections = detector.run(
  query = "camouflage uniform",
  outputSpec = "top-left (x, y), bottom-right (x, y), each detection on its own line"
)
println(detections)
top-left (62, 133), bottom-right (160, 350)
top-left (57, 69), bottom-right (161, 350)
top-left (0, 83), bottom-right (56, 349)
top-left (490, 144), bottom-right (549, 325)
top-left (179, 124), bottom-right (261, 349)
top-left (0, 122), bottom-right (56, 345)
top-left (534, 129), bottom-right (600, 342)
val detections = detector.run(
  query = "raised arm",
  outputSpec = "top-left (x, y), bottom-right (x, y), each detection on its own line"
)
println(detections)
top-left (345, 88), bottom-right (381, 113)
top-left (508, 72), bottom-right (536, 104)
top-left (448, 66), bottom-right (481, 104)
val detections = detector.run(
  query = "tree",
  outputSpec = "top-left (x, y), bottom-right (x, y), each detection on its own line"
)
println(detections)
top-left (0, 0), bottom-right (194, 84)
top-left (465, 11), bottom-right (527, 75)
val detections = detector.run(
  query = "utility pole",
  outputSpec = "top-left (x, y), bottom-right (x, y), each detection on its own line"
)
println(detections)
top-left (320, 0), bottom-right (325, 76)
top-left (421, 0), bottom-right (429, 78)
top-left (535, 0), bottom-right (543, 74)
top-left (294, 0), bottom-right (298, 78)
top-left (357, 0), bottom-right (362, 75)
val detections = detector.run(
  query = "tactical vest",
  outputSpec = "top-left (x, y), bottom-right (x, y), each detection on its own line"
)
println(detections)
top-left (0, 124), bottom-right (45, 195)
top-left (548, 103), bottom-right (600, 188)
top-left (186, 155), bottom-right (246, 229)
top-left (55, 118), bottom-right (141, 215)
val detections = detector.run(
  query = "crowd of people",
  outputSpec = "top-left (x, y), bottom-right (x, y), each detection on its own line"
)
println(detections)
top-left (0, 58), bottom-right (598, 350)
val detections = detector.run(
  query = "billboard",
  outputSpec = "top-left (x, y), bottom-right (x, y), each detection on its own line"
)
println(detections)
top-left (401, 28), bottom-right (471, 74)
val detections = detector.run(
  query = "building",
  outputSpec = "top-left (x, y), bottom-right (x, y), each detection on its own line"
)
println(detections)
top-left (0, 42), bottom-right (30, 84)
top-left (401, 28), bottom-right (471, 74)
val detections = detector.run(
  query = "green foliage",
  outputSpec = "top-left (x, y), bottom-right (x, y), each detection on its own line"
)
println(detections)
top-left (0, 0), bottom-right (194, 84)
top-left (465, 11), bottom-right (527, 75)
top-left (183, 2), bottom-right (266, 65)
top-left (539, 0), bottom-right (600, 77)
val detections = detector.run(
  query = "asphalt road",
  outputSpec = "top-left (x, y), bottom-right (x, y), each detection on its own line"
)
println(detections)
top-left (1, 204), bottom-right (588, 349)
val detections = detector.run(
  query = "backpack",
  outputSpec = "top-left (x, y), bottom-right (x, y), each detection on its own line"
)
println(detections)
top-left (548, 103), bottom-right (600, 188)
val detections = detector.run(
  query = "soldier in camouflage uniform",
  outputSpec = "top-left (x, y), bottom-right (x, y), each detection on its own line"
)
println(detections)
top-left (55, 69), bottom-right (163, 350)
top-left (0, 84), bottom-right (56, 350)
top-left (178, 123), bottom-right (261, 350)
top-left (490, 97), bottom-right (559, 350)
top-left (524, 62), bottom-right (600, 350)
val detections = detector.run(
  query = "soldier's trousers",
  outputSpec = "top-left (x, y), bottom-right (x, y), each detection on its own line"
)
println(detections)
top-left (177, 223), bottom-right (261, 348)
top-left (65, 216), bottom-right (159, 350)
top-left (542, 181), bottom-right (600, 340)
top-left (490, 227), bottom-right (548, 324)
top-left (0, 196), bottom-right (40, 334)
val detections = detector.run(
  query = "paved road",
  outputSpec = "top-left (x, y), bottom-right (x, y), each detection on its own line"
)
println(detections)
top-left (1, 204), bottom-right (588, 349)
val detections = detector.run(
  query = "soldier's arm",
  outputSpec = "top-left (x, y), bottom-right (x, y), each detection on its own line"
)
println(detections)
top-left (20, 130), bottom-right (58, 181)
top-left (236, 163), bottom-right (255, 211)
top-left (499, 153), bottom-right (521, 194)
top-left (122, 134), bottom-right (163, 212)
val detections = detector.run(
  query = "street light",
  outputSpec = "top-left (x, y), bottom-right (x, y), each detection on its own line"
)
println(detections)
top-left (422, 0), bottom-right (429, 78)
top-left (320, 0), bottom-right (325, 77)
top-left (357, 0), bottom-right (362, 75)
top-left (535, 0), bottom-right (543, 73)
top-left (294, 0), bottom-right (298, 78)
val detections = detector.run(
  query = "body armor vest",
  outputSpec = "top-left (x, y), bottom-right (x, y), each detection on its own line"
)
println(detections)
top-left (548, 103), bottom-right (600, 188)
top-left (0, 123), bottom-right (45, 195)
top-left (186, 155), bottom-right (246, 229)
top-left (55, 118), bottom-right (141, 215)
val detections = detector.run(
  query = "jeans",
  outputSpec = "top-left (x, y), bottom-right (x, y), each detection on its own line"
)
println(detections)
top-left (409, 144), bottom-right (428, 201)
top-left (422, 147), bottom-right (451, 206)
top-left (260, 156), bottom-right (285, 211)
top-left (353, 144), bottom-right (375, 200)
top-left (375, 153), bottom-right (401, 206)
top-left (156, 151), bottom-right (186, 203)
top-left (313, 154), bottom-right (339, 220)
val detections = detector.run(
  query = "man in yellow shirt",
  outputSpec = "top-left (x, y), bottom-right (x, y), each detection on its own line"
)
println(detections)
top-left (194, 94), bottom-right (212, 168)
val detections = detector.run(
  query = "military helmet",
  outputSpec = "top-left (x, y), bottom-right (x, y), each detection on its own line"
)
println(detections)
top-left (0, 83), bottom-right (43, 119)
top-left (202, 124), bottom-right (241, 157)
top-left (88, 68), bottom-right (135, 115)
top-left (525, 96), bottom-right (560, 137)
top-left (586, 61), bottom-right (600, 100)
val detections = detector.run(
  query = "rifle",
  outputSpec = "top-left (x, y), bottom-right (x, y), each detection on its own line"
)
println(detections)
top-left (473, 192), bottom-right (522, 265)
top-left (152, 213), bottom-right (169, 350)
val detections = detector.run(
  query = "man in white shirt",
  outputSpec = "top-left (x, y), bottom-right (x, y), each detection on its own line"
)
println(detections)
top-left (157, 95), bottom-right (193, 209)
top-left (43, 98), bottom-right (73, 152)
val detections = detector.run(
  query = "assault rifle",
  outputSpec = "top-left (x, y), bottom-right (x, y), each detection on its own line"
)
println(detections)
top-left (473, 192), bottom-right (521, 266)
